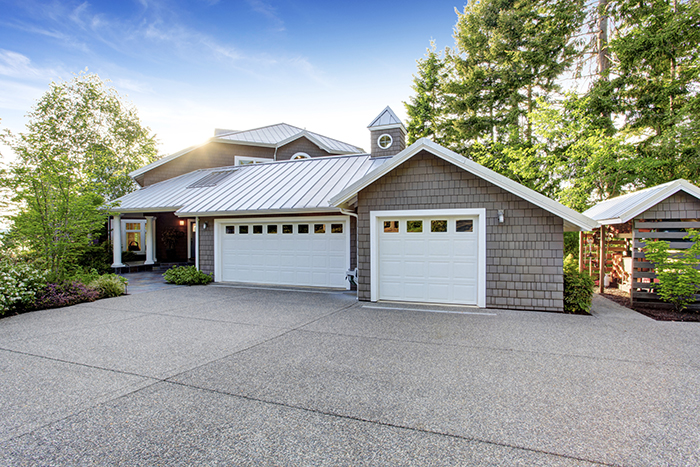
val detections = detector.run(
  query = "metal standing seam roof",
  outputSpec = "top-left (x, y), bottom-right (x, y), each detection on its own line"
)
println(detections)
top-left (112, 154), bottom-right (389, 215)
top-left (367, 106), bottom-right (405, 130)
top-left (129, 123), bottom-right (364, 180)
top-left (582, 179), bottom-right (700, 224)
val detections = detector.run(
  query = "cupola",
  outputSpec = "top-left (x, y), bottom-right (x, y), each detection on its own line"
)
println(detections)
top-left (367, 106), bottom-right (406, 157)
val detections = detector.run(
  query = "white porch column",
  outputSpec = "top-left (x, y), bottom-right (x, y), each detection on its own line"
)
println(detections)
top-left (195, 217), bottom-right (200, 270)
top-left (111, 214), bottom-right (126, 268)
top-left (144, 216), bottom-right (156, 265)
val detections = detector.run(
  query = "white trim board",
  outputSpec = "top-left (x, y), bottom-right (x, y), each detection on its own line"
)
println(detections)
top-left (369, 208), bottom-right (487, 308)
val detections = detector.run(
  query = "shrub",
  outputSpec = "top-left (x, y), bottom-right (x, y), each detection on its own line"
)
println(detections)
top-left (0, 258), bottom-right (49, 316)
top-left (85, 274), bottom-right (128, 298)
top-left (163, 265), bottom-right (213, 285)
top-left (563, 254), bottom-right (594, 314)
top-left (30, 281), bottom-right (100, 310)
top-left (644, 230), bottom-right (700, 311)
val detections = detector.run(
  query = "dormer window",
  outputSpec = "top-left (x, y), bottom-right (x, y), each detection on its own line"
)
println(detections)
top-left (377, 134), bottom-right (393, 149)
top-left (291, 152), bottom-right (310, 160)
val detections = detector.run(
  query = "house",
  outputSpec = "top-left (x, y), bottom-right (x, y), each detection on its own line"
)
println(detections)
top-left (582, 179), bottom-right (700, 306)
top-left (110, 107), bottom-right (598, 312)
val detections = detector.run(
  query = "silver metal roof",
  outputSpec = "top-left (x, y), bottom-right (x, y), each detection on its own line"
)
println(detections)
top-left (130, 124), bottom-right (364, 180)
top-left (583, 179), bottom-right (700, 224)
top-left (367, 106), bottom-right (405, 130)
top-left (113, 154), bottom-right (388, 216)
top-left (215, 123), bottom-right (363, 154)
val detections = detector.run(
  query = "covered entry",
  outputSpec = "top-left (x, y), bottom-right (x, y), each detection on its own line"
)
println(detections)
top-left (215, 217), bottom-right (350, 289)
top-left (370, 209), bottom-right (486, 306)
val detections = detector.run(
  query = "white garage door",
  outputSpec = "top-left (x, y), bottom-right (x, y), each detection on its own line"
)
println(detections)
top-left (218, 218), bottom-right (349, 288)
top-left (378, 215), bottom-right (480, 305)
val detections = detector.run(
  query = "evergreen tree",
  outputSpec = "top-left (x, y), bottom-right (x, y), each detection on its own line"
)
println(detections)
top-left (404, 43), bottom-right (446, 145)
top-left (442, 0), bottom-right (586, 153)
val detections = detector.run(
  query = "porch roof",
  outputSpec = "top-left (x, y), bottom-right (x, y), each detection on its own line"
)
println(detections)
top-left (583, 179), bottom-right (700, 225)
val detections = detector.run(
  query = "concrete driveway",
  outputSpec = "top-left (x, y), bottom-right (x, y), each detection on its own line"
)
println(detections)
top-left (0, 285), bottom-right (699, 466)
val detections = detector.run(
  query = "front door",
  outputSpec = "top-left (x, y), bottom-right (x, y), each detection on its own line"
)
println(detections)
top-left (188, 220), bottom-right (197, 262)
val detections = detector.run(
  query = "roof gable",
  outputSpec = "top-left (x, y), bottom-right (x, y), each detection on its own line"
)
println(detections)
top-left (583, 179), bottom-right (700, 224)
top-left (367, 106), bottom-right (406, 132)
top-left (329, 138), bottom-right (598, 232)
top-left (129, 123), bottom-right (364, 183)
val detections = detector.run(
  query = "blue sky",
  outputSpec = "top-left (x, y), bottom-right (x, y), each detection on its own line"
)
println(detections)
top-left (0, 0), bottom-right (466, 156)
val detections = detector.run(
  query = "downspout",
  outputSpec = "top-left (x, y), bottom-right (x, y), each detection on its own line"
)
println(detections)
top-left (339, 208), bottom-right (359, 287)
top-left (273, 145), bottom-right (279, 161)
top-left (195, 216), bottom-right (200, 270)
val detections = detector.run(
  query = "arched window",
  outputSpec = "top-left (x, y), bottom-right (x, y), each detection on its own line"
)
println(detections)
top-left (292, 152), bottom-right (310, 160)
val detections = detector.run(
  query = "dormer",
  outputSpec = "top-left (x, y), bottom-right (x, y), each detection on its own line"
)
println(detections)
top-left (368, 106), bottom-right (406, 158)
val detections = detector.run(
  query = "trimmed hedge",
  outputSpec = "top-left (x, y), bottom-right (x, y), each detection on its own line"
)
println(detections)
top-left (163, 266), bottom-right (213, 286)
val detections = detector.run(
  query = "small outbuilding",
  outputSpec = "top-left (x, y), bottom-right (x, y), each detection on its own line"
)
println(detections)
top-left (582, 179), bottom-right (700, 306)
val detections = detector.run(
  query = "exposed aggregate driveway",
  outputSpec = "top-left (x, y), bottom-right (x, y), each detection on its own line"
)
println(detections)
top-left (0, 283), bottom-right (699, 466)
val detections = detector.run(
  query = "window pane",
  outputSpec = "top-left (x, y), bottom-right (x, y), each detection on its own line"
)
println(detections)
top-left (407, 220), bottom-right (422, 232)
top-left (126, 222), bottom-right (140, 231)
top-left (331, 223), bottom-right (343, 233)
top-left (282, 224), bottom-right (293, 234)
top-left (456, 220), bottom-right (473, 232)
top-left (383, 221), bottom-right (399, 233)
top-left (267, 224), bottom-right (277, 234)
top-left (298, 224), bottom-right (309, 234)
top-left (431, 220), bottom-right (447, 232)
top-left (253, 225), bottom-right (263, 234)
top-left (225, 226), bottom-right (235, 234)
top-left (314, 224), bottom-right (325, 234)
top-left (127, 233), bottom-right (141, 250)
top-left (239, 225), bottom-right (248, 234)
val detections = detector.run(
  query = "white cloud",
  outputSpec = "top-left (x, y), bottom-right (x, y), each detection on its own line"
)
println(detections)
top-left (0, 50), bottom-right (63, 80)
top-left (245, 0), bottom-right (285, 31)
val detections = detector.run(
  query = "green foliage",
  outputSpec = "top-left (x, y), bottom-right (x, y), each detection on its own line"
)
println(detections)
top-left (644, 230), bottom-right (700, 311)
top-left (441, 0), bottom-right (586, 149)
top-left (85, 274), bottom-right (128, 298)
top-left (0, 72), bottom-right (159, 279)
top-left (0, 257), bottom-right (49, 315)
top-left (404, 43), bottom-right (447, 145)
top-left (564, 232), bottom-right (580, 261)
top-left (563, 254), bottom-right (595, 314)
top-left (163, 266), bottom-right (213, 286)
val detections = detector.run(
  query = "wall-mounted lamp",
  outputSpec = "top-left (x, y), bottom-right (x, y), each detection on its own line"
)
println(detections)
top-left (179, 220), bottom-right (186, 226)
top-left (201, 222), bottom-right (208, 230)
top-left (497, 210), bottom-right (505, 224)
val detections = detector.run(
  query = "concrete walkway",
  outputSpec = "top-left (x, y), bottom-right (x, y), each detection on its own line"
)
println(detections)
top-left (0, 288), bottom-right (698, 466)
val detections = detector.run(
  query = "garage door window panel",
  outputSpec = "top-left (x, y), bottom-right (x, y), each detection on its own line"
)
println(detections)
top-left (456, 220), bottom-right (474, 232)
top-left (407, 220), bottom-right (422, 233)
top-left (253, 225), bottom-right (263, 234)
top-left (314, 224), bottom-right (325, 234)
top-left (239, 225), bottom-right (249, 234)
top-left (298, 224), bottom-right (309, 234)
top-left (282, 224), bottom-right (293, 234)
top-left (431, 220), bottom-right (447, 232)
top-left (384, 221), bottom-right (399, 233)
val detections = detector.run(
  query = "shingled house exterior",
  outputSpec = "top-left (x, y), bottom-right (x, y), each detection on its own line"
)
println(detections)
top-left (110, 107), bottom-right (598, 312)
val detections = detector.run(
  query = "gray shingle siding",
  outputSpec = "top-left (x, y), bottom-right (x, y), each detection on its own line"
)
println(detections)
top-left (370, 127), bottom-right (406, 158)
top-left (356, 150), bottom-right (565, 312)
top-left (199, 217), bottom-right (215, 277)
top-left (635, 191), bottom-right (700, 220)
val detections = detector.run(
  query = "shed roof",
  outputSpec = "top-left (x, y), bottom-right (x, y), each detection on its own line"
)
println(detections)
top-left (129, 123), bottom-right (364, 181)
top-left (329, 138), bottom-right (599, 232)
top-left (113, 154), bottom-right (388, 216)
top-left (582, 179), bottom-right (700, 224)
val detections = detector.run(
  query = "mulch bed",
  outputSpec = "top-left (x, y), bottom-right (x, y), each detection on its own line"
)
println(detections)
top-left (601, 287), bottom-right (700, 322)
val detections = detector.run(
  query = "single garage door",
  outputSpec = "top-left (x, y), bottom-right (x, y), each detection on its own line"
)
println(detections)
top-left (378, 215), bottom-right (479, 304)
top-left (218, 218), bottom-right (349, 288)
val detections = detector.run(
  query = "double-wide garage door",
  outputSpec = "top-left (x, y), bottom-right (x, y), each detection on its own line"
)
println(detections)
top-left (218, 218), bottom-right (349, 288)
top-left (377, 214), bottom-right (481, 305)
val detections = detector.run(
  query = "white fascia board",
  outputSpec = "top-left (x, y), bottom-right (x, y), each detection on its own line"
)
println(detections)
top-left (615, 181), bottom-right (700, 224)
top-left (129, 144), bottom-right (206, 178)
top-left (369, 123), bottom-right (405, 132)
top-left (330, 138), bottom-right (599, 232)
top-left (175, 207), bottom-right (344, 218)
top-left (108, 206), bottom-right (180, 214)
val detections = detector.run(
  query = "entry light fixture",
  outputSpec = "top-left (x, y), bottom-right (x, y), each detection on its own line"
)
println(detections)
top-left (498, 210), bottom-right (505, 224)
top-left (202, 222), bottom-right (208, 230)
top-left (179, 220), bottom-right (186, 226)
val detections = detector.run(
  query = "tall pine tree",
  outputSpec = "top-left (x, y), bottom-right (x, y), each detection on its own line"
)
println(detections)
top-left (404, 43), bottom-right (446, 145)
